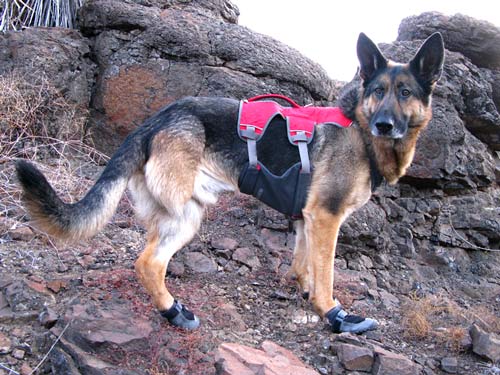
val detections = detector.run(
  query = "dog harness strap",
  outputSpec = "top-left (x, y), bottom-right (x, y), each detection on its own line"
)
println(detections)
top-left (241, 126), bottom-right (259, 168)
top-left (292, 131), bottom-right (311, 174)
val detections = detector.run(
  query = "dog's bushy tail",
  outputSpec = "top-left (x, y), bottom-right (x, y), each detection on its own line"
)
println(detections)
top-left (16, 133), bottom-right (147, 241)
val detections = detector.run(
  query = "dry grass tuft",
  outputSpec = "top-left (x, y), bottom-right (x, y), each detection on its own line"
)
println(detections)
top-left (401, 294), bottom-right (471, 352)
top-left (436, 327), bottom-right (468, 352)
top-left (0, 70), bottom-right (136, 233)
top-left (401, 296), bottom-right (435, 339)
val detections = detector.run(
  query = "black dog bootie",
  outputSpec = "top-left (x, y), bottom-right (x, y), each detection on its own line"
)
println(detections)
top-left (325, 300), bottom-right (378, 334)
top-left (160, 300), bottom-right (200, 330)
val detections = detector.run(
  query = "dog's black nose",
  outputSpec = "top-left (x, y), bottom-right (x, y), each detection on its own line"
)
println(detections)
top-left (375, 121), bottom-right (394, 135)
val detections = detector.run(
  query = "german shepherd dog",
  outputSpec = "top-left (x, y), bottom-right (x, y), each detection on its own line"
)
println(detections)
top-left (16, 32), bottom-right (444, 333)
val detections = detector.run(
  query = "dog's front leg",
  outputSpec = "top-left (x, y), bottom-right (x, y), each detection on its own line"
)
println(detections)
top-left (302, 205), bottom-right (340, 316)
top-left (303, 204), bottom-right (378, 333)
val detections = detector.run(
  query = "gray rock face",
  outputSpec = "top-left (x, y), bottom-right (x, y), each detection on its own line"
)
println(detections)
top-left (398, 12), bottom-right (500, 69)
top-left (396, 13), bottom-right (500, 151)
top-left (77, 0), bottom-right (337, 151)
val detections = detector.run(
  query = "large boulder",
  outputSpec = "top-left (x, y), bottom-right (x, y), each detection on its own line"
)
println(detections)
top-left (398, 12), bottom-right (500, 70)
top-left (78, 0), bottom-right (338, 151)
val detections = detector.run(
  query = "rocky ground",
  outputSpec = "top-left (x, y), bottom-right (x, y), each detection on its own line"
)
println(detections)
top-left (0, 159), bottom-right (499, 375)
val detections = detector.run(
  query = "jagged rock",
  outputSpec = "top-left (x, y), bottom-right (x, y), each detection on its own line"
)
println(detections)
top-left (167, 259), bottom-right (185, 277)
top-left (185, 251), bottom-right (218, 273)
top-left (47, 300), bottom-right (154, 374)
top-left (441, 357), bottom-right (458, 374)
top-left (128, 0), bottom-right (240, 24)
top-left (8, 226), bottom-right (34, 241)
top-left (398, 12), bottom-right (500, 69)
top-left (4, 280), bottom-right (55, 313)
top-left (49, 347), bottom-right (83, 375)
top-left (470, 324), bottom-right (500, 362)
top-left (372, 346), bottom-right (422, 375)
top-left (232, 247), bottom-right (261, 269)
top-left (0, 332), bottom-right (11, 354)
top-left (378, 290), bottom-right (400, 310)
top-left (0, 290), bottom-right (8, 310)
top-left (215, 340), bottom-right (318, 375)
top-left (38, 306), bottom-right (59, 329)
top-left (336, 342), bottom-right (374, 371)
top-left (211, 237), bottom-right (239, 251)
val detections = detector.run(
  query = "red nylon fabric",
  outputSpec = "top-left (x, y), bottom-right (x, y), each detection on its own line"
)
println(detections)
top-left (239, 94), bottom-right (352, 141)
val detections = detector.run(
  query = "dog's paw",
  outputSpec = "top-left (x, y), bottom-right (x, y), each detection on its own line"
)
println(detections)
top-left (325, 301), bottom-right (378, 334)
top-left (160, 300), bottom-right (200, 330)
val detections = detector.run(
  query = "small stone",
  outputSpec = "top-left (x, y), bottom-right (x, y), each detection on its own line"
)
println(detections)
top-left (0, 292), bottom-right (8, 310)
top-left (0, 332), bottom-right (11, 354)
top-left (57, 263), bottom-right (69, 273)
top-left (46, 280), bottom-right (67, 293)
top-left (336, 343), bottom-right (374, 371)
top-left (470, 323), bottom-right (500, 362)
top-left (232, 247), bottom-right (261, 269)
top-left (20, 363), bottom-right (33, 375)
top-left (167, 260), bottom-right (185, 277)
top-left (441, 357), bottom-right (458, 373)
top-left (9, 226), bottom-right (34, 241)
top-left (12, 349), bottom-right (25, 359)
top-left (237, 265), bottom-right (250, 276)
top-left (211, 237), bottom-right (239, 250)
top-left (39, 306), bottom-right (59, 328)
top-left (379, 289), bottom-right (400, 309)
top-left (270, 290), bottom-right (292, 300)
top-left (184, 252), bottom-right (217, 273)
top-left (78, 255), bottom-right (95, 268)
top-left (25, 280), bottom-right (50, 295)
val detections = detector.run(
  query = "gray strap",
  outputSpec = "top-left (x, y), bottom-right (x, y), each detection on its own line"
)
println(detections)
top-left (240, 127), bottom-right (260, 140)
top-left (291, 132), bottom-right (309, 143)
top-left (247, 139), bottom-right (258, 167)
top-left (241, 126), bottom-right (259, 168)
top-left (296, 132), bottom-right (310, 173)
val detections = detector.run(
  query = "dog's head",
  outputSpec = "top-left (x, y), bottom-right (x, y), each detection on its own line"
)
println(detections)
top-left (355, 32), bottom-right (444, 139)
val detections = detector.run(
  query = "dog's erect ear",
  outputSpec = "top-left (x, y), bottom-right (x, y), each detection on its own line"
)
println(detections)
top-left (409, 32), bottom-right (445, 87)
top-left (357, 33), bottom-right (387, 82)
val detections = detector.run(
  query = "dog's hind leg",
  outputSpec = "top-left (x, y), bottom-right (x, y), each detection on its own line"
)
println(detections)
top-left (131, 126), bottom-right (208, 329)
top-left (134, 199), bottom-right (204, 330)
top-left (290, 220), bottom-right (311, 299)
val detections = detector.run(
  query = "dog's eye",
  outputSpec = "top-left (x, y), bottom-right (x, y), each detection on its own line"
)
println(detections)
top-left (401, 89), bottom-right (411, 97)
top-left (374, 87), bottom-right (384, 97)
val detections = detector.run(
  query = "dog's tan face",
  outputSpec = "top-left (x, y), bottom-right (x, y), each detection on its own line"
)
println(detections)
top-left (355, 32), bottom-right (444, 141)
